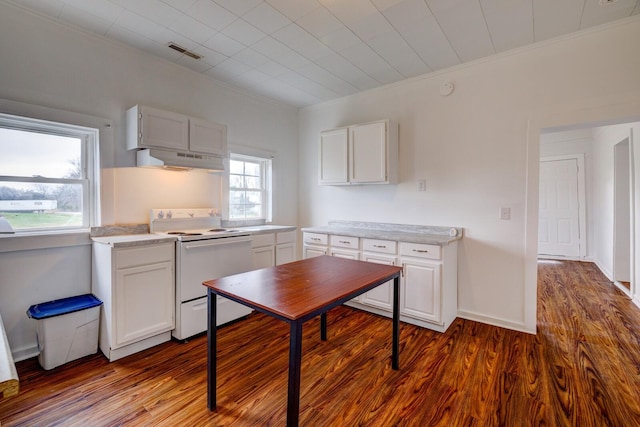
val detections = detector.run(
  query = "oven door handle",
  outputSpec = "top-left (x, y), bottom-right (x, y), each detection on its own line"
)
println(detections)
top-left (183, 235), bottom-right (252, 250)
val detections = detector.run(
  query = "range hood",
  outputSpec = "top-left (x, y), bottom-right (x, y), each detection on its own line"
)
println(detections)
top-left (137, 148), bottom-right (225, 172)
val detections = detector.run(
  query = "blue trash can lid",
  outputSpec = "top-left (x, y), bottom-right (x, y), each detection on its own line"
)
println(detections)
top-left (27, 294), bottom-right (102, 319)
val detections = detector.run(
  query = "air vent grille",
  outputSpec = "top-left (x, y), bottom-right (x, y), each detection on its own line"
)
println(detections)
top-left (168, 42), bottom-right (202, 60)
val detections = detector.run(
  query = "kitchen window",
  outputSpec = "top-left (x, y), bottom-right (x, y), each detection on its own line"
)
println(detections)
top-left (228, 153), bottom-right (272, 221)
top-left (0, 113), bottom-right (99, 233)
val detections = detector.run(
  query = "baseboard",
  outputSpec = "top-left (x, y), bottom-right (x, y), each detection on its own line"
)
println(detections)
top-left (633, 295), bottom-right (640, 309)
top-left (590, 258), bottom-right (614, 282)
top-left (456, 310), bottom-right (535, 334)
top-left (12, 345), bottom-right (39, 363)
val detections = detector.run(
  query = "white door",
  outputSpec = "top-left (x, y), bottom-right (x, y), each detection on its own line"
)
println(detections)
top-left (538, 158), bottom-right (581, 257)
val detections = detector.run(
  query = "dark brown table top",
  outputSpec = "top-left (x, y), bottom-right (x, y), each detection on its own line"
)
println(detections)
top-left (203, 255), bottom-right (402, 321)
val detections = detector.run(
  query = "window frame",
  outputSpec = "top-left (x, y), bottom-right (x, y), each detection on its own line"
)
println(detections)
top-left (225, 149), bottom-right (273, 223)
top-left (0, 112), bottom-right (100, 234)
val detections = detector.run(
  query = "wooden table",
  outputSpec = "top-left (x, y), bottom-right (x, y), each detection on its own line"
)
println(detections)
top-left (203, 255), bottom-right (403, 427)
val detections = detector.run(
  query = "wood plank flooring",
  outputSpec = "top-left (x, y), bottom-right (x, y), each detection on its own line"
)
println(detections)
top-left (1, 260), bottom-right (639, 426)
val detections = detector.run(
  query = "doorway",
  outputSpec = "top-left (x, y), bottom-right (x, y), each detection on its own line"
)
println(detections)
top-left (538, 155), bottom-right (585, 258)
top-left (613, 138), bottom-right (632, 292)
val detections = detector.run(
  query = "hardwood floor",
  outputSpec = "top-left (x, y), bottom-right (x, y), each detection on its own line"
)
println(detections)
top-left (1, 260), bottom-right (639, 426)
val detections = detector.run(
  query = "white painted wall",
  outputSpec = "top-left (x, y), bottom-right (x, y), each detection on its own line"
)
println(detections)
top-left (0, 4), bottom-right (298, 359)
top-left (633, 123), bottom-right (640, 308)
top-left (299, 17), bottom-right (640, 332)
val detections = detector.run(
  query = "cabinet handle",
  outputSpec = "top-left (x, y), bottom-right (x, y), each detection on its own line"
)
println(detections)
top-left (373, 245), bottom-right (386, 248)
top-left (412, 249), bottom-right (429, 253)
top-left (310, 237), bottom-right (321, 241)
top-left (339, 240), bottom-right (350, 244)
top-left (401, 263), bottom-right (406, 277)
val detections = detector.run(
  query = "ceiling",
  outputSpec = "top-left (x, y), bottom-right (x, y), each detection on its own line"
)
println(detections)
top-left (7, 0), bottom-right (639, 107)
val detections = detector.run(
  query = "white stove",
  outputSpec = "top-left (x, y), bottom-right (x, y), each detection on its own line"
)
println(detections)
top-left (150, 208), bottom-right (254, 340)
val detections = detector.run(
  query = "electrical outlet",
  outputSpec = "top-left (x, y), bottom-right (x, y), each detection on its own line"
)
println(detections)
top-left (417, 179), bottom-right (426, 191)
top-left (499, 207), bottom-right (511, 220)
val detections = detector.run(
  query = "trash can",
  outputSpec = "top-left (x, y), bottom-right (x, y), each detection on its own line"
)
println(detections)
top-left (27, 294), bottom-right (102, 370)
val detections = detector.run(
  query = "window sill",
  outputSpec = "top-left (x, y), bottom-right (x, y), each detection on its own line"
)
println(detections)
top-left (0, 229), bottom-right (91, 253)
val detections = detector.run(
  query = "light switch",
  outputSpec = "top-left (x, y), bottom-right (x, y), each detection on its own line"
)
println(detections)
top-left (418, 180), bottom-right (426, 191)
top-left (500, 207), bottom-right (511, 220)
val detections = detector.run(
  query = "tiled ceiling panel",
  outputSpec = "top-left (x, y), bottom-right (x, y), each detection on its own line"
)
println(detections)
top-left (5, 0), bottom-right (639, 107)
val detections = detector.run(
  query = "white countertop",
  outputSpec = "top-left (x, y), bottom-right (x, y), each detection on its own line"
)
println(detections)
top-left (91, 234), bottom-right (177, 247)
top-left (301, 221), bottom-right (462, 245)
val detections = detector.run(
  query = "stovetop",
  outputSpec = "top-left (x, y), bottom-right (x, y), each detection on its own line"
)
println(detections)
top-left (150, 208), bottom-right (251, 241)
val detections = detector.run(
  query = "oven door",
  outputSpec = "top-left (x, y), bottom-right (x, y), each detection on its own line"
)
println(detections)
top-left (177, 236), bottom-right (253, 302)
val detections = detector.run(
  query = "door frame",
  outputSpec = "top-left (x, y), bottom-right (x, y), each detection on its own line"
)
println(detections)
top-left (539, 154), bottom-right (587, 260)
top-left (613, 136), bottom-right (635, 297)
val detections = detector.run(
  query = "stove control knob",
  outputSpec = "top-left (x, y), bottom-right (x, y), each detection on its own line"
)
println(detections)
top-left (157, 211), bottom-right (164, 219)
top-left (166, 211), bottom-right (172, 219)
top-left (188, 212), bottom-right (194, 218)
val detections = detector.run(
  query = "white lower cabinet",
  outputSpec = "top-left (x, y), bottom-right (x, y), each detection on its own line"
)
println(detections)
top-left (92, 240), bottom-right (175, 361)
top-left (360, 252), bottom-right (396, 311)
top-left (276, 231), bottom-right (296, 265)
top-left (303, 232), bottom-right (328, 258)
top-left (400, 256), bottom-right (441, 323)
top-left (303, 231), bottom-right (458, 332)
top-left (252, 233), bottom-right (276, 269)
top-left (252, 230), bottom-right (297, 268)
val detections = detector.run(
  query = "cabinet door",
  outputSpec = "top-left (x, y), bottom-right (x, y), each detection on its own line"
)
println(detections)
top-left (319, 128), bottom-right (348, 184)
top-left (401, 258), bottom-right (441, 324)
top-left (303, 245), bottom-right (327, 258)
top-left (252, 246), bottom-right (275, 269)
top-left (189, 117), bottom-right (227, 156)
top-left (275, 243), bottom-right (295, 265)
top-left (140, 106), bottom-right (189, 151)
top-left (349, 121), bottom-right (387, 183)
top-left (114, 260), bottom-right (174, 347)
top-left (360, 253), bottom-right (396, 311)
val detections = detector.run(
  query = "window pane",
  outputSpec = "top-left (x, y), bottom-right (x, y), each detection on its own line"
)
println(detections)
top-left (245, 176), bottom-right (261, 189)
top-left (0, 128), bottom-right (82, 179)
top-left (229, 160), bottom-right (244, 174)
top-left (245, 204), bottom-right (261, 218)
top-left (229, 174), bottom-right (244, 188)
top-left (229, 190), bottom-right (246, 205)
top-left (245, 191), bottom-right (262, 204)
top-left (244, 162), bottom-right (260, 176)
top-left (0, 182), bottom-right (83, 230)
top-left (229, 204), bottom-right (245, 219)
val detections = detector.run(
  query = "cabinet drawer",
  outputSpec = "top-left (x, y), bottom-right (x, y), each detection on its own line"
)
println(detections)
top-left (115, 243), bottom-right (174, 268)
top-left (362, 238), bottom-right (396, 254)
top-left (330, 235), bottom-right (359, 249)
top-left (399, 242), bottom-right (441, 260)
top-left (252, 233), bottom-right (275, 248)
top-left (304, 232), bottom-right (328, 245)
top-left (276, 230), bottom-right (296, 244)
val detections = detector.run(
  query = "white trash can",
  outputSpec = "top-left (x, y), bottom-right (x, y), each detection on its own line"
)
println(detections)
top-left (27, 294), bottom-right (102, 370)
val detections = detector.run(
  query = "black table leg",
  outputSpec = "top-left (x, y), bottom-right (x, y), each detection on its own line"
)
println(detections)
top-left (287, 320), bottom-right (303, 427)
top-left (207, 290), bottom-right (217, 410)
top-left (392, 275), bottom-right (400, 370)
top-left (320, 312), bottom-right (327, 341)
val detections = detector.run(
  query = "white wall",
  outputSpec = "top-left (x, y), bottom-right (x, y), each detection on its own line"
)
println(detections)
top-left (299, 17), bottom-right (640, 332)
top-left (0, 4), bottom-right (299, 358)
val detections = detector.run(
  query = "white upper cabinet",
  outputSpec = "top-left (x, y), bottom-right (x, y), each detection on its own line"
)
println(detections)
top-left (189, 116), bottom-right (227, 156)
top-left (349, 121), bottom-right (387, 183)
top-left (126, 105), bottom-right (227, 157)
top-left (319, 120), bottom-right (397, 185)
top-left (319, 128), bottom-right (348, 184)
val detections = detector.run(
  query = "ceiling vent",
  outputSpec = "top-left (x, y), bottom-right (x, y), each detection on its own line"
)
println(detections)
top-left (599, 0), bottom-right (618, 4)
top-left (168, 42), bottom-right (202, 60)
